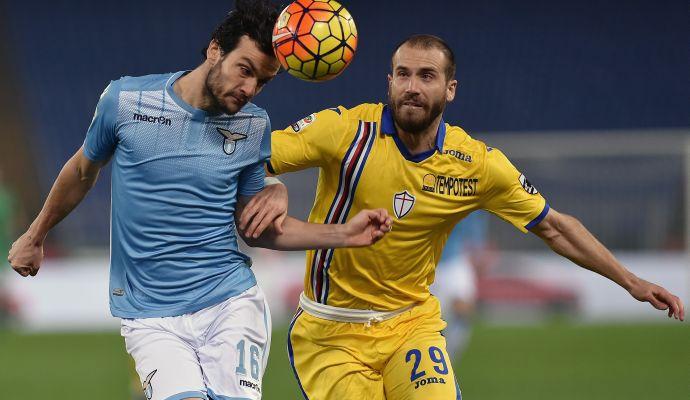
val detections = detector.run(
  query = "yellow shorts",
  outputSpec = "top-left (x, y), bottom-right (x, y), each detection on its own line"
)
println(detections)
top-left (287, 296), bottom-right (462, 400)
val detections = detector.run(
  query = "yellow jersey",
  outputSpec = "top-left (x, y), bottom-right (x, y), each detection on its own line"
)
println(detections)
top-left (269, 103), bottom-right (548, 310)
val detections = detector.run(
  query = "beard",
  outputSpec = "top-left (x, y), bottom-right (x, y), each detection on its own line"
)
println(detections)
top-left (388, 91), bottom-right (445, 135)
top-left (204, 61), bottom-right (247, 115)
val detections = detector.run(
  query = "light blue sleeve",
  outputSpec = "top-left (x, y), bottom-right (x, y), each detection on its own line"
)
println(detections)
top-left (82, 80), bottom-right (120, 161)
top-left (238, 116), bottom-right (271, 196)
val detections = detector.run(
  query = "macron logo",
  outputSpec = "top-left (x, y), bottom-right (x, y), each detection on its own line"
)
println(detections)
top-left (133, 112), bottom-right (172, 126)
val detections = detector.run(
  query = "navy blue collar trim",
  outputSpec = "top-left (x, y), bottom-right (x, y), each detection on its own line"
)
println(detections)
top-left (381, 105), bottom-right (446, 163)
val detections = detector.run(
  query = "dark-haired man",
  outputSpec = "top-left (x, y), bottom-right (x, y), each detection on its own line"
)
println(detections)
top-left (246, 34), bottom-right (684, 399)
top-left (7, 1), bottom-right (391, 399)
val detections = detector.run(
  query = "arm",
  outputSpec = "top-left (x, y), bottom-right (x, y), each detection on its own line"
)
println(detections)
top-left (241, 107), bottom-right (348, 238)
top-left (236, 195), bottom-right (392, 250)
top-left (7, 148), bottom-right (106, 276)
top-left (530, 208), bottom-right (684, 321)
top-left (238, 176), bottom-right (288, 238)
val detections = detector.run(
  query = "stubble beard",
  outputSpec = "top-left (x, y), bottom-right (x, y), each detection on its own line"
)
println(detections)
top-left (204, 61), bottom-right (244, 115)
top-left (389, 92), bottom-right (445, 135)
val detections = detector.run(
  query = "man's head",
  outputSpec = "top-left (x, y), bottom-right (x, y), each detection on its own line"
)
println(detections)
top-left (202, 0), bottom-right (281, 115)
top-left (388, 35), bottom-right (457, 135)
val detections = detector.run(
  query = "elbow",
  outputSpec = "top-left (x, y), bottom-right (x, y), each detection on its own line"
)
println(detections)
top-left (534, 209), bottom-right (579, 245)
top-left (541, 212), bottom-right (583, 252)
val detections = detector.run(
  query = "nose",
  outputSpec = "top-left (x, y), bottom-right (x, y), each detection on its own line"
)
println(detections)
top-left (405, 76), bottom-right (420, 94)
top-left (238, 78), bottom-right (259, 99)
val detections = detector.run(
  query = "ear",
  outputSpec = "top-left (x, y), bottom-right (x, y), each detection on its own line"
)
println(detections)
top-left (446, 78), bottom-right (458, 102)
top-left (206, 40), bottom-right (222, 64)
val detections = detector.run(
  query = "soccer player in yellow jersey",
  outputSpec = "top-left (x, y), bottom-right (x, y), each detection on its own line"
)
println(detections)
top-left (241, 34), bottom-right (684, 400)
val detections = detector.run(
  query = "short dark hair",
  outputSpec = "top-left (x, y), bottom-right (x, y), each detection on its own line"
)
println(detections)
top-left (391, 34), bottom-right (456, 80)
top-left (202, 0), bottom-right (280, 59)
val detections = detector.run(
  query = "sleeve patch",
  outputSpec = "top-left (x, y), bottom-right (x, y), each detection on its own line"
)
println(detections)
top-left (290, 113), bottom-right (316, 133)
top-left (519, 173), bottom-right (539, 195)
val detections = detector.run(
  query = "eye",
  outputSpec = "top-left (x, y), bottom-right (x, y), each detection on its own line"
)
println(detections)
top-left (239, 65), bottom-right (252, 76)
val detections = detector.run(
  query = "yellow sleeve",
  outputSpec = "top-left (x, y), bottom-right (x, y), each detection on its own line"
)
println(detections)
top-left (481, 147), bottom-right (549, 233)
top-left (268, 107), bottom-right (348, 174)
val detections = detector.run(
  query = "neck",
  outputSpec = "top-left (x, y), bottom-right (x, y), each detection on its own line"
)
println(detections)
top-left (395, 114), bottom-right (443, 156)
top-left (173, 64), bottom-right (219, 113)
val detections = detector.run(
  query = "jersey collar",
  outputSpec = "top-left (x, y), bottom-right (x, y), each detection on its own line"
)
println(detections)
top-left (381, 105), bottom-right (446, 163)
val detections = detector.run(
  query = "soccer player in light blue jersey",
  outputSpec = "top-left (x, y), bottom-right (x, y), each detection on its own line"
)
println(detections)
top-left (6, 1), bottom-right (392, 399)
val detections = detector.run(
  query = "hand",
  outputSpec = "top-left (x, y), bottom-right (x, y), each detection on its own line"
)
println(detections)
top-left (628, 277), bottom-right (684, 321)
top-left (8, 231), bottom-right (44, 277)
top-left (342, 209), bottom-right (393, 247)
top-left (239, 182), bottom-right (289, 239)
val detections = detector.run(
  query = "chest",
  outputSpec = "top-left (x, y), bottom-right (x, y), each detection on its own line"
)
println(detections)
top-left (114, 99), bottom-right (265, 188)
top-left (347, 136), bottom-right (482, 227)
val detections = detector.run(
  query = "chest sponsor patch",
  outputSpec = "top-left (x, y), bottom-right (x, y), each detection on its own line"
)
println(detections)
top-left (519, 173), bottom-right (538, 194)
top-left (421, 173), bottom-right (479, 196)
top-left (291, 113), bottom-right (316, 133)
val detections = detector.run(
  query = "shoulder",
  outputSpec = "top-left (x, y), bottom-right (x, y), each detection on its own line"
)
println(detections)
top-left (443, 123), bottom-right (492, 164)
top-left (116, 72), bottom-right (176, 92)
top-left (239, 102), bottom-right (270, 122)
top-left (346, 103), bottom-right (384, 123)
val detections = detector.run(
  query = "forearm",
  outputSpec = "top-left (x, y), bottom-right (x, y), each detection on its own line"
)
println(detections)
top-left (243, 216), bottom-right (348, 250)
top-left (28, 153), bottom-right (99, 243)
top-left (541, 213), bottom-right (635, 290)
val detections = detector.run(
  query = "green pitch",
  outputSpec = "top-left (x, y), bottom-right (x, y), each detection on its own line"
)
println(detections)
top-left (0, 323), bottom-right (687, 399)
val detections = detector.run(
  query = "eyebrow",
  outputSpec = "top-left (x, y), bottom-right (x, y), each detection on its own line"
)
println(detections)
top-left (418, 67), bottom-right (439, 75)
top-left (394, 65), bottom-right (439, 74)
top-left (239, 56), bottom-right (275, 85)
top-left (239, 57), bottom-right (258, 74)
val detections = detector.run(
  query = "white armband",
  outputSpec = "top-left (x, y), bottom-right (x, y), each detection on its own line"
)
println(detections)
top-left (264, 176), bottom-right (283, 186)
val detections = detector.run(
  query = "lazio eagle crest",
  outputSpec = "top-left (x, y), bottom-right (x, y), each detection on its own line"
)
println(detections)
top-left (217, 127), bottom-right (248, 155)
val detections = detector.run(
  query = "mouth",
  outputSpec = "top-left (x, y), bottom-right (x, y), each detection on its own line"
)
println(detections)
top-left (400, 100), bottom-right (425, 109)
top-left (227, 94), bottom-right (247, 107)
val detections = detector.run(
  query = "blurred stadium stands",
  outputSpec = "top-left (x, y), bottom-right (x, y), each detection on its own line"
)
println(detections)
top-left (0, 0), bottom-right (688, 330)
top-left (1, 0), bottom-right (688, 252)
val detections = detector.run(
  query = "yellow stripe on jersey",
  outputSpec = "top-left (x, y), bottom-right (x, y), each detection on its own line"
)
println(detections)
top-left (270, 103), bottom-right (547, 310)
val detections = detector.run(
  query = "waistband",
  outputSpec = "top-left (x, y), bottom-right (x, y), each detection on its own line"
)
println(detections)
top-left (298, 292), bottom-right (415, 325)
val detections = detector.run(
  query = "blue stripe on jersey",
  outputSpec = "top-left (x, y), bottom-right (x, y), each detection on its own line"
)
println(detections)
top-left (311, 121), bottom-right (374, 304)
top-left (83, 71), bottom-right (271, 318)
top-left (309, 121), bottom-right (365, 302)
top-left (322, 121), bottom-right (377, 304)
top-left (455, 377), bottom-right (462, 400)
top-left (525, 203), bottom-right (550, 230)
top-left (167, 391), bottom-right (209, 400)
top-left (206, 388), bottom-right (252, 400)
top-left (287, 309), bottom-right (310, 400)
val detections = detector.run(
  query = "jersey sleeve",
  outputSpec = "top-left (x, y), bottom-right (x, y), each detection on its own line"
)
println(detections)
top-left (82, 80), bottom-right (120, 161)
top-left (267, 107), bottom-right (347, 174)
top-left (481, 148), bottom-right (549, 233)
top-left (238, 116), bottom-right (271, 196)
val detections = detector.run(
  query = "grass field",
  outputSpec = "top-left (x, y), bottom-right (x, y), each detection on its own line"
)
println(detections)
top-left (0, 322), bottom-right (687, 399)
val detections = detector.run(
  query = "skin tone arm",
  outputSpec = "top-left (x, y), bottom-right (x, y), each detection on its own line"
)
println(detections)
top-left (530, 208), bottom-right (685, 321)
top-left (8, 147), bottom-right (106, 277)
top-left (238, 178), bottom-right (288, 238)
top-left (236, 195), bottom-right (392, 250)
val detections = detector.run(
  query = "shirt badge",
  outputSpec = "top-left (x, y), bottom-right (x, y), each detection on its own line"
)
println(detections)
top-left (217, 127), bottom-right (247, 155)
top-left (393, 190), bottom-right (416, 219)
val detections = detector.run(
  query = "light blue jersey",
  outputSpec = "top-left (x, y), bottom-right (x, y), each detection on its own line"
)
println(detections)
top-left (83, 71), bottom-right (270, 318)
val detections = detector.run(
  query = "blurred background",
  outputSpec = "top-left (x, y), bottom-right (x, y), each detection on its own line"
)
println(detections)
top-left (0, 0), bottom-right (688, 399)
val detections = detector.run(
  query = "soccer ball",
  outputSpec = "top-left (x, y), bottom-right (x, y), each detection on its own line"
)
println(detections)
top-left (272, 0), bottom-right (357, 82)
